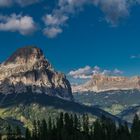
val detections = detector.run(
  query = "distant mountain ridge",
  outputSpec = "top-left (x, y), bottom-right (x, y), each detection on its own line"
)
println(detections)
top-left (0, 46), bottom-right (73, 100)
top-left (72, 74), bottom-right (140, 93)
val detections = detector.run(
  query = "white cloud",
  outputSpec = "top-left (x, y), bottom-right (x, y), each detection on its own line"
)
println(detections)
top-left (43, 14), bottom-right (68, 38)
top-left (97, 0), bottom-right (129, 25)
top-left (0, 0), bottom-right (140, 36)
top-left (68, 65), bottom-right (123, 79)
top-left (43, 14), bottom-right (68, 26)
top-left (0, 14), bottom-right (37, 35)
top-left (43, 0), bottom-right (140, 38)
top-left (68, 66), bottom-right (93, 79)
top-left (0, 0), bottom-right (40, 7)
top-left (43, 27), bottom-right (62, 38)
top-left (43, 0), bottom-right (89, 38)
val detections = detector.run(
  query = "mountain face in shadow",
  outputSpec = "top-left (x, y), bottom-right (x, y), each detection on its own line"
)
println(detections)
top-left (0, 46), bottom-right (73, 100)
top-left (0, 92), bottom-right (125, 126)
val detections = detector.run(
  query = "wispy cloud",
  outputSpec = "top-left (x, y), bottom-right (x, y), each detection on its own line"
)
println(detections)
top-left (0, 0), bottom-right (140, 37)
top-left (130, 54), bottom-right (140, 59)
top-left (68, 66), bottom-right (93, 79)
top-left (0, 14), bottom-right (37, 35)
top-left (43, 14), bottom-right (68, 38)
top-left (43, 27), bottom-right (62, 38)
top-left (43, 0), bottom-right (140, 38)
top-left (68, 65), bottom-right (123, 79)
top-left (0, 0), bottom-right (40, 7)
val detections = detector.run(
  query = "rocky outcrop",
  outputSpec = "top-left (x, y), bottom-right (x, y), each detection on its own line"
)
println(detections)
top-left (0, 46), bottom-right (73, 100)
top-left (72, 74), bottom-right (140, 93)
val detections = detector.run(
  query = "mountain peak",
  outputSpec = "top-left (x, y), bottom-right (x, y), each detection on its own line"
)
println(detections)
top-left (4, 46), bottom-right (45, 65)
top-left (0, 46), bottom-right (73, 100)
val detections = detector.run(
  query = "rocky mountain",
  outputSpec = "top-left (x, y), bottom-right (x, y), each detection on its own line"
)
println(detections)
top-left (0, 46), bottom-right (127, 130)
top-left (72, 74), bottom-right (140, 93)
top-left (0, 46), bottom-right (73, 100)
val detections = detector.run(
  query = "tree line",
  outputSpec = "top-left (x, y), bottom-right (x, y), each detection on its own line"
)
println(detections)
top-left (1, 112), bottom-right (140, 140)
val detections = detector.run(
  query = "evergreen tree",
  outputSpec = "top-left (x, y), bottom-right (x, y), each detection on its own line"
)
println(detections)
top-left (93, 119), bottom-right (102, 140)
top-left (0, 133), bottom-right (2, 140)
top-left (73, 114), bottom-right (78, 130)
top-left (101, 116), bottom-right (117, 140)
top-left (40, 119), bottom-right (47, 140)
top-left (56, 112), bottom-right (64, 140)
top-left (48, 116), bottom-right (53, 140)
top-left (37, 120), bottom-right (41, 139)
top-left (82, 114), bottom-right (89, 134)
top-left (48, 117), bottom-right (52, 131)
top-left (32, 120), bottom-right (38, 140)
top-left (131, 114), bottom-right (140, 140)
top-left (6, 124), bottom-right (13, 140)
top-left (3, 112), bottom-right (140, 140)
top-left (25, 127), bottom-right (31, 140)
top-left (15, 126), bottom-right (21, 139)
top-left (64, 113), bottom-right (71, 140)
top-left (124, 122), bottom-right (131, 140)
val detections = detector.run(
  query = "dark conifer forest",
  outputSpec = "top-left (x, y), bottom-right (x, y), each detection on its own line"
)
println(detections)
top-left (1, 112), bottom-right (140, 140)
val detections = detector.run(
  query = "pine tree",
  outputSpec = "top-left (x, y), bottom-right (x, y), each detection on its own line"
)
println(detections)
top-left (82, 114), bottom-right (89, 134)
top-left (57, 112), bottom-right (64, 130)
top-left (6, 124), bottom-right (13, 140)
top-left (101, 116), bottom-right (117, 140)
top-left (48, 116), bottom-right (53, 140)
top-left (56, 112), bottom-right (64, 140)
top-left (32, 120), bottom-right (38, 140)
top-left (124, 122), bottom-right (131, 140)
top-left (131, 114), bottom-right (140, 140)
top-left (37, 120), bottom-right (41, 139)
top-left (73, 114), bottom-right (80, 140)
top-left (64, 113), bottom-right (70, 140)
top-left (48, 117), bottom-right (52, 131)
top-left (15, 126), bottom-right (21, 139)
top-left (93, 119), bottom-right (102, 140)
top-left (5, 112), bottom-right (140, 140)
top-left (73, 114), bottom-right (78, 130)
top-left (40, 119), bottom-right (47, 140)
top-left (25, 127), bottom-right (31, 140)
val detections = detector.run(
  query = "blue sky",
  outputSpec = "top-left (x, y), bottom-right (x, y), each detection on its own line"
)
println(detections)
top-left (0, 0), bottom-right (140, 84)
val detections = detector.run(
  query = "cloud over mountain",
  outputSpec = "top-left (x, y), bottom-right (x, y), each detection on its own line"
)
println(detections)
top-left (68, 66), bottom-right (123, 79)
top-left (68, 66), bottom-right (93, 79)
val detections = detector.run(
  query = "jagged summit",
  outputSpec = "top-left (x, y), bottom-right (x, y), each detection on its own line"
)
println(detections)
top-left (5, 46), bottom-right (43, 64)
top-left (4, 46), bottom-right (44, 65)
top-left (0, 46), bottom-right (73, 100)
top-left (3, 46), bottom-right (52, 70)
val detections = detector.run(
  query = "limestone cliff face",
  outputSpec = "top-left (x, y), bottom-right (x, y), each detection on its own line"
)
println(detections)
top-left (72, 74), bottom-right (140, 93)
top-left (0, 46), bottom-right (73, 100)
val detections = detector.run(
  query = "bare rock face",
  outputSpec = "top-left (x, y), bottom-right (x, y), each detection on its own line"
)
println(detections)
top-left (0, 46), bottom-right (73, 100)
top-left (72, 74), bottom-right (140, 93)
